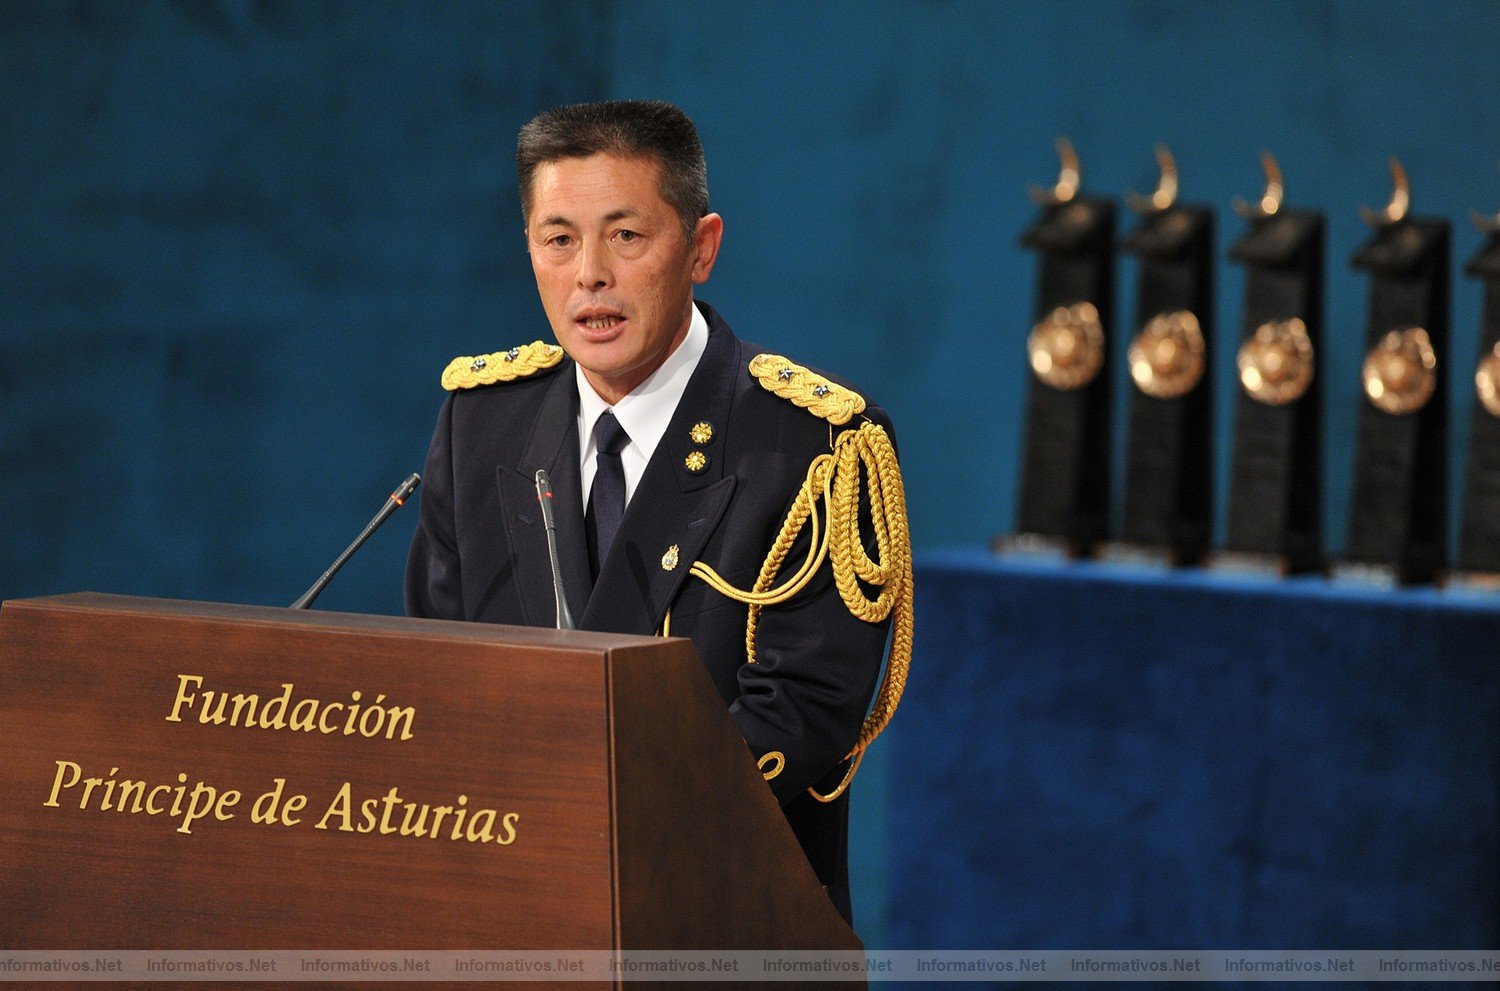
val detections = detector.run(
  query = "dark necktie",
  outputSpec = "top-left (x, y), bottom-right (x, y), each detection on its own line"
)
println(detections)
top-left (585, 410), bottom-right (630, 580)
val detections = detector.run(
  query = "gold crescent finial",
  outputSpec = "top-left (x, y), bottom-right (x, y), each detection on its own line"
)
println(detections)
top-left (1234, 151), bottom-right (1284, 219)
top-left (1127, 144), bottom-right (1178, 214)
top-left (1471, 161), bottom-right (1500, 234)
top-left (1361, 156), bottom-right (1410, 227)
top-left (1028, 137), bottom-right (1080, 206)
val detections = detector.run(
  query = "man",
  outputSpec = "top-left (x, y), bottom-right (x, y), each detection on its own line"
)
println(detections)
top-left (405, 100), bottom-right (910, 925)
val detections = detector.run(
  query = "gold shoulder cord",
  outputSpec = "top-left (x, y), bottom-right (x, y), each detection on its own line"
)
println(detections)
top-left (682, 354), bottom-right (914, 803)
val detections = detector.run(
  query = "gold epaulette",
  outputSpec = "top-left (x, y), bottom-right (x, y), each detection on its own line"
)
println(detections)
top-left (749, 353), bottom-right (866, 425)
top-left (441, 341), bottom-right (564, 391)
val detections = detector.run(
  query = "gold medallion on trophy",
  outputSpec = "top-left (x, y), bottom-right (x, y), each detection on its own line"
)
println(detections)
top-left (1362, 327), bottom-right (1437, 415)
top-left (1477, 341), bottom-right (1500, 418)
top-left (1129, 310), bottom-right (1205, 399)
top-left (1237, 318), bottom-right (1315, 406)
top-left (1028, 302), bottom-right (1105, 391)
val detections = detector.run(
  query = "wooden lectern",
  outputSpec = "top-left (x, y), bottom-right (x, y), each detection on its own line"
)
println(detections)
top-left (0, 594), bottom-right (860, 988)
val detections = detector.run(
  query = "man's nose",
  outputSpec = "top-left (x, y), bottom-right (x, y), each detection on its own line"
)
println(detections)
top-left (577, 239), bottom-right (612, 289)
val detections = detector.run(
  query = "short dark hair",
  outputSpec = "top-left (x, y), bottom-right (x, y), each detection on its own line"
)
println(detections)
top-left (517, 100), bottom-right (709, 240)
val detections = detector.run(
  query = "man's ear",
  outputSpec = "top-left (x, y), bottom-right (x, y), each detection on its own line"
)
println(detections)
top-left (690, 213), bottom-right (724, 284)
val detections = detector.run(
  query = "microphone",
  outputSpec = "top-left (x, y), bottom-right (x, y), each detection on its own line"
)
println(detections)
top-left (533, 469), bottom-right (575, 630)
top-left (290, 472), bottom-right (421, 610)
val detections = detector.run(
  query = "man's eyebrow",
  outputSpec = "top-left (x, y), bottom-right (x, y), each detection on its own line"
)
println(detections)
top-left (534, 207), bottom-right (642, 229)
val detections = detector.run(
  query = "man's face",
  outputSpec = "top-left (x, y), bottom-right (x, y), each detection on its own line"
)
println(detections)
top-left (526, 153), bottom-right (722, 405)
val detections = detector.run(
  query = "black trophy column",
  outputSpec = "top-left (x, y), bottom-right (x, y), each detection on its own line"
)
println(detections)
top-left (1112, 184), bottom-right (1215, 566)
top-left (1341, 178), bottom-right (1450, 585)
top-left (1011, 194), bottom-right (1116, 555)
top-left (1221, 197), bottom-right (1325, 573)
top-left (1456, 229), bottom-right (1500, 581)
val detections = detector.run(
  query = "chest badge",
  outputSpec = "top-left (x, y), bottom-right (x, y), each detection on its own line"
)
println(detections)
top-left (661, 545), bottom-right (680, 571)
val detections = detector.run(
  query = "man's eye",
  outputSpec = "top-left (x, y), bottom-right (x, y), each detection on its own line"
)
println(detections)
top-left (548, 234), bottom-right (572, 248)
top-left (615, 230), bottom-right (638, 242)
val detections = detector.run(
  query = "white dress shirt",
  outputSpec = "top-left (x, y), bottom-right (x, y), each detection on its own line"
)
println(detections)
top-left (576, 302), bottom-right (709, 506)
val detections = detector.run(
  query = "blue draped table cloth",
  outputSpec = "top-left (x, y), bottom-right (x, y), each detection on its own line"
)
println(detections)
top-left (885, 549), bottom-right (1500, 949)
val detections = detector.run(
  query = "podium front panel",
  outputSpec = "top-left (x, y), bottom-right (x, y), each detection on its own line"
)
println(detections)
top-left (0, 595), bottom-right (623, 951)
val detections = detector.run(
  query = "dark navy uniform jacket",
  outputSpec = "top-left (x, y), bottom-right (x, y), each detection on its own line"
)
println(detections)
top-left (405, 302), bottom-right (894, 922)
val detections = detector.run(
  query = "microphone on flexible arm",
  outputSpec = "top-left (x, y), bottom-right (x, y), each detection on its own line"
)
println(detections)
top-left (290, 472), bottom-right (422, 610)
top-left (533, 469), bottom-right (576, 630)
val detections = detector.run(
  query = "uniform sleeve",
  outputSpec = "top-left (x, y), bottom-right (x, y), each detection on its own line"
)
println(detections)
top-left (727, 407), bottom-right (900, 804)
top-left (404, 393), bottom-right (464, 620)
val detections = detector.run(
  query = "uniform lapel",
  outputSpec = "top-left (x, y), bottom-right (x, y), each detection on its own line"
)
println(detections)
top-left (495, 365), bottom-right (592, 627)
top-left (581, 313), bottom-right (740, 635)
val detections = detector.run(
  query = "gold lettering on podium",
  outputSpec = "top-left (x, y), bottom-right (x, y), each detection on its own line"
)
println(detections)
top-left (41, 762), bottom-right (521, 847)
top-left (43, 760), bottom-right (243, 834)
top-left (164, 674), bottom-right (415, 741)
top-left (34, 677), bottom-right (532, 847)
top-left (316, 782), bottom-right (520, 844)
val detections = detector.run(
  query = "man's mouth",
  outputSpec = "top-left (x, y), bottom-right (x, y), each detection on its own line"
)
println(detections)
top-left (574, 308), bottom-right (627, 336)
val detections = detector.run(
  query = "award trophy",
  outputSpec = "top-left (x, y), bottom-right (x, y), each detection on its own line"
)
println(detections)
top-left (1452, 186), bottom-right (1500, 588)
top-left (1002, 139), bottom-right (1116, 559)
top-left (1335, 160), bottom-right (1450, 587)
top-left (1214, 154), bottom-right (1325, 575)
top-left (1100, 147), bottom-right (1214, 567)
